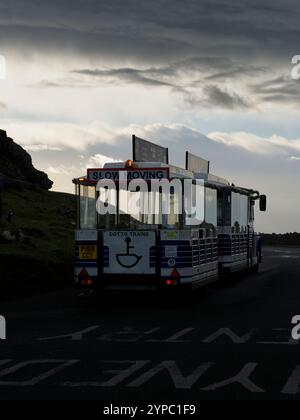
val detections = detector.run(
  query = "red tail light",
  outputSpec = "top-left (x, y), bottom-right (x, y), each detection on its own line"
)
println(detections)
top-left (79, 268), bottom-right (94, 286)
top-left (81, 278), bottom-right (93, 286)
top-left (165, 279), bottom-right (178, 286)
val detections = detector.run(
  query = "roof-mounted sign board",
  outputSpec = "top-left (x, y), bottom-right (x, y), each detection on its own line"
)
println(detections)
top-left (186, 151), bottom-right (210, 174)
top-left (132, 135), bottom-right (169, 164)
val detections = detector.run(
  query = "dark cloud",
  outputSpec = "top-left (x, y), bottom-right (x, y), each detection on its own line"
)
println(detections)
top-left (73, 67), bottom-right (177, 88)
top-left (71, 64), bottom-right (250, 109)
top-left (1, 0), bottom-right (300, 63)
top-left (73, 57), bottom-right (264, 87)
top-left (176, 85), bottom-right (250, 110)
top-left (203, 85), bottom-right (250, 109)
top-left (2, 0), bottom-right (300, 109)
top-left (205, 64), bottom-right (267, 81)
top-left (251, 76), bottom-right (300, 103)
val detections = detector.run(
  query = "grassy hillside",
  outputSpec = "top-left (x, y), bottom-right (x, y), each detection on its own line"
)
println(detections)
top-left (0, 187), bottom-right (75, 300)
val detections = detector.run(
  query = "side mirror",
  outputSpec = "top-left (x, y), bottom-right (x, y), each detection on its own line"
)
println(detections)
top-left (259, 195), bottom-right (267, 212)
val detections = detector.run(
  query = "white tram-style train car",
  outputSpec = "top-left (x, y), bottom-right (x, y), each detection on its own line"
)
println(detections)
top-left (73, 136), bottom-right (266, 294)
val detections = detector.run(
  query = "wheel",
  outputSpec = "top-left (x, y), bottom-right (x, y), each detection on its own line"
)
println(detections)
top-left (249, 263), bottom-right (259, 274)
top-left (95, 286), bottom-right (105, 303)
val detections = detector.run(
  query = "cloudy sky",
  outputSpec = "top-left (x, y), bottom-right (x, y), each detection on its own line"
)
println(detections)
top-left (0, 0), bottom-right (300, 233)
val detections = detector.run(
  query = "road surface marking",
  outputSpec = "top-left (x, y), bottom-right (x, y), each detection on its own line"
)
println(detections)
top-left (128, 361), bottom-right (213, 389)
top-left (1, 359), bottom-right (300, 394)
top-left (63, 360), bottom-right (149, 387)
top-left (202, 328), bottom-right (258, 344)
top-left (201, 363), bottom-right (264, 393)
top-left (39, 326), bottom-right (100, 341)
top-left (98, 327), bottom-right (161, 343)
top-left (257, 328), bottom-right (298, 345)
top-left (37, 326), bottom-right (299, 345)
top-left (0, 360), bottom-right (79, 386)
top-left (282, 366), bottom-right (300, 394)
top-left (147, 328), bottom-right (195, 343)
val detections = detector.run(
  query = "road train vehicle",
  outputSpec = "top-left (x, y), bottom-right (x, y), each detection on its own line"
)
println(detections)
top-left (73, 136), bottom-right (266, 293)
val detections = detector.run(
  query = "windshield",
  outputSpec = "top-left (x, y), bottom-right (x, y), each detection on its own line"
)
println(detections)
top-left (118, 187), bottom-right (162, 229)
top-left (94, 182), bottom-right (182, 230)
top-left (77, 180), bottom-right (188, 230)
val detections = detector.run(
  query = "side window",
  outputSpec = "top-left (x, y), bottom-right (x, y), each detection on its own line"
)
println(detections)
top-left (231, 192), bottom-right (240, 231)
top-left (75, 184), bottom-right (80, 229)
top-left (205, 187), bottom-right (217, 227)
top-left (231, 192), bottom-right (249, 233)
top-left (97, 184), bottom-right (117, 229)
top-left (80, 185), bottom-right (97, 229)
top-left (217, 190), bottom-right (223, 226)
top-left (167, 188), bottom-right (181, 228)
top-left (250, 200), bottom-right (255, 222)
top-left (224, 190), bottom-right (231, 226)
top-left (240, 194), bottom-right (248, 231)
top-left (184, 181), bottom-right (205, 227)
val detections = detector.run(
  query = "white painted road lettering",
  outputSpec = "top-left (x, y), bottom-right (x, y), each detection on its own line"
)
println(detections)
top-left (37, 325), bottom-right (300, 345)
top-left (201, 363), bottom-right (264, 393)
top-left (98, 327), bottom-right (161, 343)
top-left (147, 328), bottom-right (195, 343)
top-left (40, 326), bottom-right (100, 341)
top-left (0, 360), bottom-right (79, 386)
top-left (63, 360), bottom-right (149, 387)
top-left (2, 359), bottom-right (300, 394)
top-left (282, 366), bottom-right (300, 394)
top-left (3, 323), bottom-right (300, 396)
top-left (128, 361), bottom-right (213, 389)
top-left (202, 328), bottom-right (258, 344)
top-left (257, 328), bottom-right (298, 345)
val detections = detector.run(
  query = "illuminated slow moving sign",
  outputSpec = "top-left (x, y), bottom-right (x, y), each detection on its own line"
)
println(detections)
top-left (87, 168), bottom-right (170, 183)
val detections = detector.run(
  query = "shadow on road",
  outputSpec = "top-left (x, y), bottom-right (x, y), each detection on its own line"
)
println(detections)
top-left (75, 269), bottom-right (254, 313)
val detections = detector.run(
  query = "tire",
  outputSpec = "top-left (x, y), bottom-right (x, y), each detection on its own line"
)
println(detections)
top-left (95, 286), bottom-right (105, 303)
top-left (249, 263), bottom-right (259, 274)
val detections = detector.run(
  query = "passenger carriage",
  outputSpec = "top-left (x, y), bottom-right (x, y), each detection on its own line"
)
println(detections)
top-left (73, 136), bottom-right (266, 294)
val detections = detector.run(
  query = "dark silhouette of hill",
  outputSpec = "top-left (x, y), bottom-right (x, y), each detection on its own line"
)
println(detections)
top-left (0, 129), bottom-right (53, 190)
top-left (0, 131), bottom-right (72, 300)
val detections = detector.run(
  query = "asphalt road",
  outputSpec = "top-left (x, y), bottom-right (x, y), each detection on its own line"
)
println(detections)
top-left (1, 246), bottom-right (300, 401)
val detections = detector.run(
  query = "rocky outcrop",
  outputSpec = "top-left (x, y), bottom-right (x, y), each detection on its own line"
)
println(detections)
top-left (0, 129), bottom-right (53, 190)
